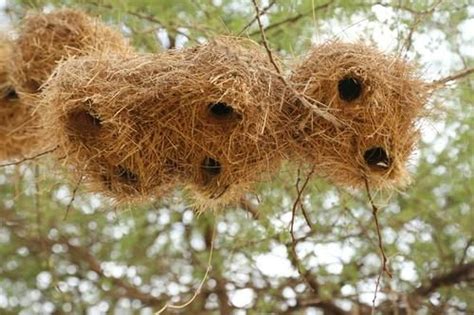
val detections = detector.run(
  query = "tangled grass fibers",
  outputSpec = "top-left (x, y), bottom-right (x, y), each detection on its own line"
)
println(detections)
top-left (40, 37), bottom-right (289, 207)
top-left (179, 38), bottom-right (289, 208)
top-left (286, 41), bottom-right (428, 189)
top-left (0, 37), bottom-right (37, 160)
top-left (10, 8), bottom-right (130, 97)
top-left (0, 9), bottom-right (130, 160)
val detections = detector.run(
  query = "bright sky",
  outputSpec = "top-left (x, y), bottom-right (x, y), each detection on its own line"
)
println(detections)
top-left (0, 0), bottom-right (9, 31)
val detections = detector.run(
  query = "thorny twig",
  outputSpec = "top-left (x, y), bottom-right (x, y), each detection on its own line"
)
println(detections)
top-left (155, 222), bottom-right (216, 314)
top-left (0, 146), bottom-right (58, 168)
top-left (364, 178), bottom-right (392, 314)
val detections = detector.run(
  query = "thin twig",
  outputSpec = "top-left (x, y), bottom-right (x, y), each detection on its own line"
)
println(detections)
top-left (295, 168), bottom-right (315, 230)
top-left (400, 0), bottom-right (443, 55)
top-left (251, 0), bottom-right (282, 75)
top-left (238, 0), bottom-right (276, 36)
top-left (430, 67), bottom-right (474, 87)
top-left (0, 146), bottom-right (58, 168)
top-left (250, 0), bottom-right (341, 127)
top-left (239, 196), bottom-right (260, 220)
top-left (458, 238), bottom-right (473, 265)
top-left (249, 1), bottom-right (334, 37)
top-left (290, 167), bottom-right (315, 243)
top-left (64, 175), bottom-right (84, 220)
top-left (364, 178), bottom-right (392, 314)
top-left (155, 222), bottom-right (216, 314)
top-left (34, 165), bottom-right (42, 239)
top-left (290, 171), bottom-right (302, 243)
top-left (300, 202), bottom-right (313, 230)
top-left (289, 167), bottom-right (316, 291)
top-left (89, 1), bottom-right (196, 43)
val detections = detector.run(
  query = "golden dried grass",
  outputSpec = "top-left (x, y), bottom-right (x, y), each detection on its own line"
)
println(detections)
top-left (286, 41), bottom-right (428, 190)
top-left (0, 37), bottom-right (38, 160)
top-left (0, 9), bottom-right (130, 160)
top-left (40, 37), bottom-right (289, 207)
top-left (10, 8), bottom-right (130, 96)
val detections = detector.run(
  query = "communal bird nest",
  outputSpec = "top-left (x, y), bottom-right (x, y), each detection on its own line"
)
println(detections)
top-left (0, 9), bottom-right (130, 161)
top-left (285, 41), bottom-right (428, 189)
top-left (40, 37), bottom-right (289, 207)
top-left (8, 7), bottom-right (430, 207)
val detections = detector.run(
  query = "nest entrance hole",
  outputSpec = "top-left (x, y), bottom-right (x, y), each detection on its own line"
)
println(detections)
top-left (201, 157), bottom-right (221, 176)
top-left (2, 87), bottom-right (19, 101)
top-left (338, 77), bottom-right (362, 102)
top-left (208, 102), bottom-right (242, 121)
top-left (116, 165), bottom-right (139, 184)
top-left (66, 109), bottom-right (102, 138)
top-left (364, 147), bottom-right (390, 169)
top-left (102, 165), bottom-right (139, 191)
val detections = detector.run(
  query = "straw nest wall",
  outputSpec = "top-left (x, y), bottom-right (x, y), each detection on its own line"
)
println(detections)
top-left (10, 8), bottom-right (130, 97)
top-left (40, 37), bottom-right (289, 207)
top-left (0, 9), bottom-right (130, 160)
top-left (285, 41), bottom-right (428, 189)
top-left (179, 38), bottom-right (289, 208)
top-left (0, 38), bottom-right (38, 160)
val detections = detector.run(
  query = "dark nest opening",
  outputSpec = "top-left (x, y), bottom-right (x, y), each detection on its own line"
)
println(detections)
top-left (207, 102), bottom-right (242, 122)
top-left (115, 166), bottom-right (139, 184)
top-left (3, 87), bottom-right (19, 101)
top-left (338, 77), bottom-right (362, 102)
top-left (200, 156), bottom-right (222, 186)
top-left (66, 109), bottom-right (102, 139)
top-left (363, 147), bottom-right (390, 170)
top-left (286, 41), bottom-right (428, 190)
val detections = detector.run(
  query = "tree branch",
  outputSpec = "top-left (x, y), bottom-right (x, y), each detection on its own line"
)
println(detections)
top-left (249, 1), bottom-right (334, 37)
top-left (431, 67), bottom-right (474, 87)
top-left (237, 0), bottom-right (276, 36)
top-left (414, 262), bottom-right (474, 297)
top-left (0, 146), bottom-right (58, 168)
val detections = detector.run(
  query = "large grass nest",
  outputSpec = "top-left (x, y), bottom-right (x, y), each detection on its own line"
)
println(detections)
top-left (10, 8), bottom-right (131, 97)
top-left (0, 9), bottom-right (130, 160)
top-left (285, 41), bottom-right (429, 189)
top-left (0, 37), bottom-right (37, 160)
top-left (40, 37), bottom-right (289, 207)
top-left (179, 38), bottom-right (289, 208)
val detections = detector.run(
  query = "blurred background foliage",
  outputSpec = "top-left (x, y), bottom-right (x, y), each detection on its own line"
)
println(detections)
top-left (0, 0), bottom-right (473, 314)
